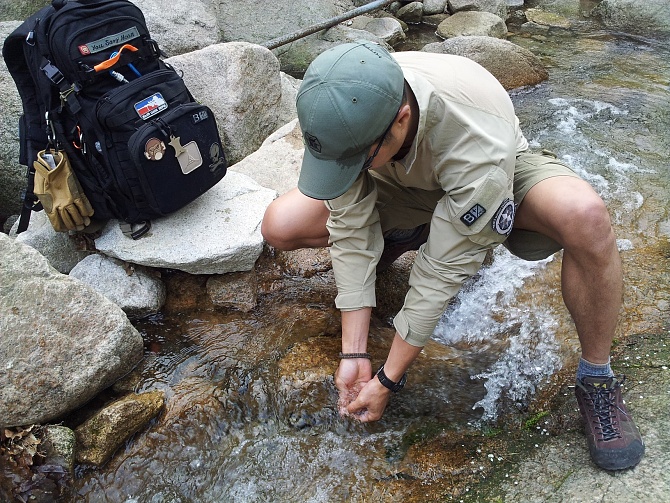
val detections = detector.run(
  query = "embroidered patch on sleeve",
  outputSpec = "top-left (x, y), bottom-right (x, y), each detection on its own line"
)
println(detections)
top-left (460, 203), bottom-right (486, 226)
top-left (492, 198), bottom-right (516, 235)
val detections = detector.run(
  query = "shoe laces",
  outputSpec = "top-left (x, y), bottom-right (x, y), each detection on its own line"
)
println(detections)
top-left (584, 376), bottom-right (626, 441)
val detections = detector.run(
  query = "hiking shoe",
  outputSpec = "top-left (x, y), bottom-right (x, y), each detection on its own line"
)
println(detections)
top-left (575, 375), bottom-right (645, 470)
top-left (377, 224), bottom-right (430, 273)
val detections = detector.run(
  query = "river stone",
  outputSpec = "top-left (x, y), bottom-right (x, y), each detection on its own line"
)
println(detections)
top-left (0, 234), bottom-right (144, 428)
top-left (524, 7), bottom-right (571, 29)
top-left (447, 0), bottom-right (508, 20)
top-left (396, 2), bottom-right (424, 24)
top-left (422, 35), bottom-right (548, 90)
top-left (42, 425), bottom-right (76, 477)
top-left (206, 270), bottom-right (258, 312)
top-left (69, 254), bottom-right (166, 320)
top-left (352, 16), bottom-right (407, 46)
top-left (74, 391), bottom-right (165, 466)
top-left (423, 0), bottom-right (449, 15)
top-left (10, 209), bottom-right (92, 274)
top-left (436, 10), bottom-right (508, 39)
top-left (94, 171), bottom-right (276, 275)
top-left (231, 119), bottom-right (304, 196)
top-left (166, 42), bottom-right (282, 166)
top-left (593, 0), bottom-right (670, 36)
top-left (132, 0), bottom-right (219, 56)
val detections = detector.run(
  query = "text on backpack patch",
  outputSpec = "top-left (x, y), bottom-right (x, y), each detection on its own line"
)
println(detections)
top-left (78, 26), bottom-right (140, 55)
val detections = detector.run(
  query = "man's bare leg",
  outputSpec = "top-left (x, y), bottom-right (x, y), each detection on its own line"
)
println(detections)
top-left (262, 188), bottom-right (330, 250)
top-left (513, 176), bottom-right (622, 362)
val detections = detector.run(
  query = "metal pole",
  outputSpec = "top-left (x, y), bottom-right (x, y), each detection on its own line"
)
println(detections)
top-left (262, 0), bottom-right (397, 50)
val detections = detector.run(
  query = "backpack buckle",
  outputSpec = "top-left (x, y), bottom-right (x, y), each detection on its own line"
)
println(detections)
top-left (40, 61), bottom-right (64, 85)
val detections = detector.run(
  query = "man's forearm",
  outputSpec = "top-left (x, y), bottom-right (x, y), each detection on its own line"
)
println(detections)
top-left (341, 308), bottom-right (373, 352)
top-left (381, 333), bottom-right (423, 383)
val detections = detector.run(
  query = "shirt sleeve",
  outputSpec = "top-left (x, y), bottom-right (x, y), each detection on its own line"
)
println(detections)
top-left (394, 163), bottom-right (515, 347)
top-left (325, 172), bottom-right (384, 311)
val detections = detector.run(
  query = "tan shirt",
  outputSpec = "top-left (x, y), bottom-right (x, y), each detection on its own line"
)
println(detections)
top-left (325, 52), bottom-right (529, 347)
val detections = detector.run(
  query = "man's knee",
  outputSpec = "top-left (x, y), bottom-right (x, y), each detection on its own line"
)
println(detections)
top-left (261, 200), bottom-right (289, 249)
top-left (563, 195), bottom-right (615, 252)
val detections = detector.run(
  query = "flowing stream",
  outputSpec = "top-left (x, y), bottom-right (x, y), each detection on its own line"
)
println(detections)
top-left (74, 5), bottom-right (670, 502)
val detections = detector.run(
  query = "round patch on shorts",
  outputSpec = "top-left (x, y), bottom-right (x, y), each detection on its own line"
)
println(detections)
top-left (492, 198), bottom-right (516, 236)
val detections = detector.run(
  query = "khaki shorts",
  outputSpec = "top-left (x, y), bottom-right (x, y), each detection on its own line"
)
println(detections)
top-left (373, 150), bottom-right (581, 261)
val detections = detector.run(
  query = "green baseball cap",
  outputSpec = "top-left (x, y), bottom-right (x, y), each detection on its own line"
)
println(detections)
top-left (296, 41), bottom-right (405, 200)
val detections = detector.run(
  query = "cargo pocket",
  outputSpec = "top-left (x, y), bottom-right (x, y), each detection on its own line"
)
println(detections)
top-left (442, 166), bottom-right (515, 247)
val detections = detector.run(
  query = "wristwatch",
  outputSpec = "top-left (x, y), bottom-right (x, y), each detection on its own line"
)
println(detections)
top-left (376, 365), bottom-right (407, 393)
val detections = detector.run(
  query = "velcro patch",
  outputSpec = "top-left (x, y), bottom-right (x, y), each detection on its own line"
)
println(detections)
top-left (460, 203), bottom-right (486, 227)
top-left (134, 93), bottom-right (167, 120)
top-left (78, 27), bottom-right (140, 56)
top-left (491, 198), bottom-right (516, 235)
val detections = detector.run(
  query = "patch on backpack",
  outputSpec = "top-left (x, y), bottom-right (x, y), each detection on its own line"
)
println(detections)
top-left (135, 93), bottom-right (168, 120)
top-left (491, 198), bottom-right (516, 236)
top-left (192, 110), bottom-right (209, 124)
top-left (209, 143), bottom-right (225, 172)
top-left (144, 138), bottom-right (166, 161)
top-left (460, 203), bottom-right (486, 227)
top-left (177, 142), bottom-right (203, 174)
top-left (78, 27), bottom-right (141, 55)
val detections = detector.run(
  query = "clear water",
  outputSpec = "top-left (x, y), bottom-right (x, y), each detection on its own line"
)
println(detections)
top-left (74, 10), bottom-right (670, 503)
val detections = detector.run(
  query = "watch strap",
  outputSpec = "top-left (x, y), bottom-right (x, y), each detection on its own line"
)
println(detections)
top-left (376, 365), bottom-right (407, 393)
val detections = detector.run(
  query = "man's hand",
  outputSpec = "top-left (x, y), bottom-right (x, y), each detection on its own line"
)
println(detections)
top-left (346, 376), bottom-right (391, 422)
top-left (335, 358), bottom-right (372, 417)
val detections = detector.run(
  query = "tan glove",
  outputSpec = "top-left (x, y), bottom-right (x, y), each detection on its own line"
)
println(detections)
top-left (33, 149), bottom-right (95, 232)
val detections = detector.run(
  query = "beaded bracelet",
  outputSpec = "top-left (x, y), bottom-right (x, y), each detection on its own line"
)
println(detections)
top-left (338, 352), bottom-right (372, 360)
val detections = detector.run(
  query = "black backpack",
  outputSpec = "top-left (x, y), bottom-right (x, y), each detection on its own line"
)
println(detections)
top-left (3, 0), bottom-right (227, 239)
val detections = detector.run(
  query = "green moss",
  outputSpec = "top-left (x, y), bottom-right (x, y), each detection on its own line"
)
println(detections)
top-left (523, 410), bottom-right (549, 430)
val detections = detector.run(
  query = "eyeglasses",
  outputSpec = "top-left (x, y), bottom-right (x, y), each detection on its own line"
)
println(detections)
top-left (362, 115), bottom-right (396, 171)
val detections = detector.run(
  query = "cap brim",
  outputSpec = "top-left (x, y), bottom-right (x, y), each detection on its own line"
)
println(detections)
top-left (297, 147), bottom-right (368, 200)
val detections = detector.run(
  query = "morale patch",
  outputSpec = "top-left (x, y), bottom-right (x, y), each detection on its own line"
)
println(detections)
top-left (209, 143), bottom-right (225, 172)
top-left (304, 132), bottom-right (321, 153)
top-left (134, 93), bottom-right (167, 120)
top-left (176, 141), bottom-right (203, 174)
top-left (144, 138), bottom-right (166, 161)
top-left (460, 203), bottom-right (486, 227)
top-left (78, 27), bottom-right (140, 55)
top-left (492, 198), bottom-right (516, 236)
top-left (192, 110), bottom-right (209, 124)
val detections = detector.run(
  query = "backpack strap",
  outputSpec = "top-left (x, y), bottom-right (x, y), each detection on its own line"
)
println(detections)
top-left (119, 221), bottom-right (151, 240)
top-left (2, 11), bottom-right (52, 234)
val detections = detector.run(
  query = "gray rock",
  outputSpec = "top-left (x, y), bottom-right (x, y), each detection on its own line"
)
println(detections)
top-left (0, 1), bottom-right (48, 22)
top-left (352, 16), bottom-right (407, 46)
top-left (0, 21), bottom-right (24, 220)
top-left (423, 0), bottom-right (449, 15)
top-left (437, 10), bottom-right (508, 39)
top-left (217, 0), bottom-right (352, 46)
top-left (422, 35), bottom-right (548, 90)
top-left (42, 425), bottom-right (76, 477)
top-left (0, 234), bottom-right (144, 428)
top-left (11, 210), bottom-right (92, 274)
top-left (524, 7), bottom-right (572, 30)
top-left (396, 1), bottom-right (424, 24)
top-left (132, 0), bottom-right (219, 56)
top-left (448, 0), bottom-right (508, 20)
top-left (207, 270), bottom-right (258, 312)
top-left (231, 119), bottom-right (303, 196)
top-left (594, 0), bottom-right (670, 36)
top-left (166, 42), bottom-right (283, 166)
top-left (278, 72), bottom-right (301, 126)
top-left (94, 171), bottom-right (276, 275)
top-left (69, 254), bottom-right (166, 320)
